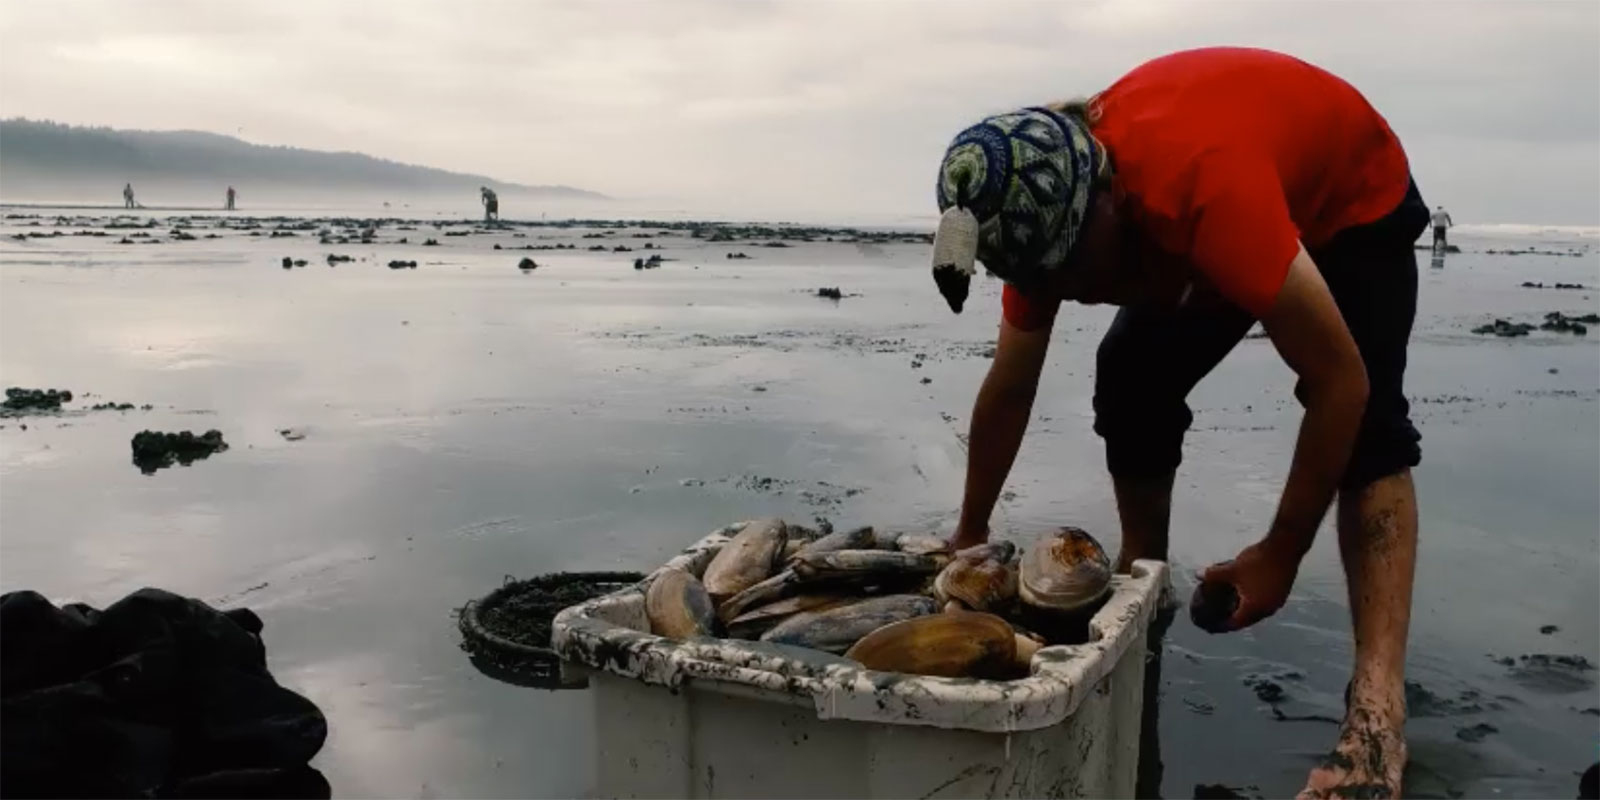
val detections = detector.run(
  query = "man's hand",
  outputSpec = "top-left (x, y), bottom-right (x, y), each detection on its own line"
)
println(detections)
top-left (1198, 536), bottom-right (1303, 630)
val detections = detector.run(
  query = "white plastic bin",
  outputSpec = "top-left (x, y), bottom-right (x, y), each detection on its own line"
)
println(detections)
top-left (551, 525), bottom-right (1168, 799)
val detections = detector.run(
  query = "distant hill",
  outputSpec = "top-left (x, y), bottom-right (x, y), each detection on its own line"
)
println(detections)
top-left (0, 118), bottom-right (607, 206)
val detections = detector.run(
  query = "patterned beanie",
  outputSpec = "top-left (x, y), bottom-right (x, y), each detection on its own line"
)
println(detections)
top-left (931, 107), bottom-right (1103, 313)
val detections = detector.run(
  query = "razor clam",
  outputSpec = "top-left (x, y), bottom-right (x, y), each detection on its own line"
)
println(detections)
top-left (893, 533), bottom-right (953, 556)
top-left (702, 517), bottom-right (788, 603)
top-left (761, 594), bottom-right (937, 654)
top-left (717, 568), bottom-right (800, 622)
top-left (790, 549), bottom-right (946, 586)
top-left (725, 592), bottom-right (855, 640)
top-left (933, 541), bottom-right (1018, 613)
top-left (645, 567), bottom-right (717, 640)
top-left (871, 527), bottom-right (904, 550)
top-left (789, 526), bottom-right (877, 562)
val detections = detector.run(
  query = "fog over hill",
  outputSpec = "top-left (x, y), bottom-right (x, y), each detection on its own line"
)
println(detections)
top-left (0, 119), bottom-right (608, 209)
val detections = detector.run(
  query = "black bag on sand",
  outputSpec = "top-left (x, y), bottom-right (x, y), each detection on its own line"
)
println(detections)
top-left (0, 588), bottom-right (329, 799)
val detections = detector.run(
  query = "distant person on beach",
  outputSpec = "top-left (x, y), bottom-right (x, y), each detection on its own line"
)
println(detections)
top-left (933, 48), bottom-right (1427, 799)
top-left (1430, 205), bottom-right (1453, 248)
top-left (123, 183), bottom-right (135, 209)
top-left (480, 186), bottom-right (499, 223)
top-left (225, 186), bottom-right (236, 211)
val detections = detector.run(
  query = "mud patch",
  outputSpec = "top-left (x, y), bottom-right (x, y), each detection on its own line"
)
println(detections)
top-left (1405, 680), bottom-right (1503, 717)
top-left (598, 325), bottom-right (998, 363)
top-left (683, 474), bottom-right (867, 511)
top-left (1502, 654), bottom-right (1596, 694)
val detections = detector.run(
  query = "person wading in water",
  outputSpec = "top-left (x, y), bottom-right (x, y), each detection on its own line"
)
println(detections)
top-left (480, 186), bottom-right (499, 223)
top-left (1430, 205), bottom-right (1454, 249)
top-left (932, 48), bottom-right (1427, 799)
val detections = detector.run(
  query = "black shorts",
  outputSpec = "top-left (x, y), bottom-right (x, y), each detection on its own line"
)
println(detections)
top-left (1092, 180), bottom-right (1430, 490)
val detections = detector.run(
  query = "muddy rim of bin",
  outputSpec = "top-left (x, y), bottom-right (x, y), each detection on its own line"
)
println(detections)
top-left (551, 524), bottom-right (1170, 732)
top-left (459, 571), bottom-right (646, 690)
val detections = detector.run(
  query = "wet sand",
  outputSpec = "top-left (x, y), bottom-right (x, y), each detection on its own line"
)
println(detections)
top-left (2, 210), bottom-right (1596, 798)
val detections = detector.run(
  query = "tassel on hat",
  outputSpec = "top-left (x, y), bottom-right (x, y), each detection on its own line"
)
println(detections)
top-left (931, 206), bottom-right (979, 313)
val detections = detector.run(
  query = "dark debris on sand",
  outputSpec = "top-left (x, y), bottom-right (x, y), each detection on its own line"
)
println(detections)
top-left (3, 387), bottom-right (151, 417)
top-left (1539, 311), bottom-right (1598, 335)
top-left (1193, 783), bottom-right (1262, 799)
top-left (89, 401), bottom-right (150, 412)
top-left (1472, 318), bottom-right (1536, 337)
top-left (2, 387), bottom-right (73, 414)
top-left (131, 429), bottom-right (228, 475)
top-left (817, 287), bottom-right (844, 300)
top-left (1468, 311), bottom-right (1598, 337)
top-left (1487, 246), bottom-right (1587, 257)
top-left (518, 257), bottom-right (538, 270)
top-left (1521, 281), bottom-right (1588, 290)
top-left (387, 260), bottom-right (418, 269)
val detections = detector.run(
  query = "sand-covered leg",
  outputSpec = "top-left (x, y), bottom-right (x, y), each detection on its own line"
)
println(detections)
top-left (1300, 470), bottom-right (1416, 799)
top-left (1299, 706), bottom-right (1407, 799)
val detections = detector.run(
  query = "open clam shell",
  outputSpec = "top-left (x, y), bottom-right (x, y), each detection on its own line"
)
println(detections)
top-left (933, 541), bottom-right (1018, 613)
top-left (1019, 527), bottom-right (1112, 614)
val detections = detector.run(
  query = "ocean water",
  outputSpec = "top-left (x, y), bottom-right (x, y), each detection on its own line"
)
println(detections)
top-left (1, 208), bottom-right (1596, 798)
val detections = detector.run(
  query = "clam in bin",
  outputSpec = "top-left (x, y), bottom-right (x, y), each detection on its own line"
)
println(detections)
top-left (551, 522), bottom-right (1168, 799)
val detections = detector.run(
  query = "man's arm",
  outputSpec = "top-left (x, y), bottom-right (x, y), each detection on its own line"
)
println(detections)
top-left (1203, 245), bottom-right (1369, 627)
top-left (951, 316), bottom-right (1054, 548)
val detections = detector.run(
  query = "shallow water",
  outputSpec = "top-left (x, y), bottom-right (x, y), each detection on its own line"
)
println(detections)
top-left (2, 210), bottom-right (1596, 798)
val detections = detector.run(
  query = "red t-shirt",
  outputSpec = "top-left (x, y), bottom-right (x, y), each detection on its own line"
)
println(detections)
top-left (1004, 47), bottom-right (1410, 330)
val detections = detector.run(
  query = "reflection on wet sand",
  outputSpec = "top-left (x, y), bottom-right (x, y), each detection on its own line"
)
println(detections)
top-left (2, 212), bottom-right (1596, 797)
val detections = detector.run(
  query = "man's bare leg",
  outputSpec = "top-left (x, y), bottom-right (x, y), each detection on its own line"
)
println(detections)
top-left (1112, 470), bottom-right (1176, 573)
top-left (1300, 469), bottom-right (1417, 799)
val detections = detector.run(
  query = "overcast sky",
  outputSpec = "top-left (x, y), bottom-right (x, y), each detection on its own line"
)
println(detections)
top-left (1, 0), bottom-right (1597, 224)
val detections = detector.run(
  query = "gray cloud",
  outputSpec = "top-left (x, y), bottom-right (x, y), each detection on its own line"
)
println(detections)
top-left (2, 0), bottom-right (1596, 224)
